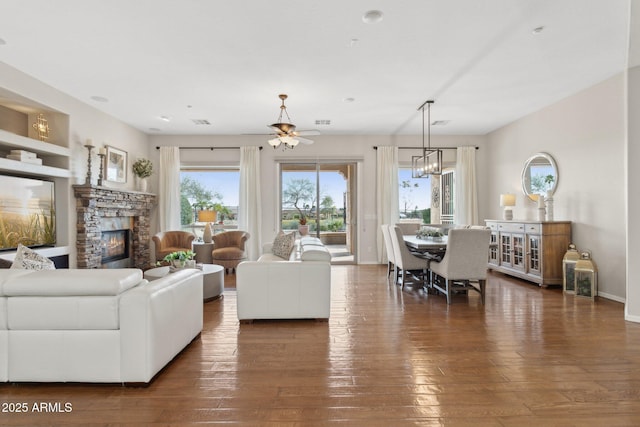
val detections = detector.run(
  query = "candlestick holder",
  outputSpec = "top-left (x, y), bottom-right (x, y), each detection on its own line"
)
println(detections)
top-left (84, 144), bottom-right (94, 185)
top-left (97, 152), bottom-right (105, 186)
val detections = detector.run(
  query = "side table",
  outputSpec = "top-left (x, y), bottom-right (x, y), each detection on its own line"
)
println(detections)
top-left (192, 241), bottom-right (214, 264)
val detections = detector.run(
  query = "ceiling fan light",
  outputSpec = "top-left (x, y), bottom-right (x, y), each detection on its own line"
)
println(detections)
top-left (268, 138), bottom-right (281, 148)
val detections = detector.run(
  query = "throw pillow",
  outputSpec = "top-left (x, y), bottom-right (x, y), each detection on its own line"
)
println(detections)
top-left (272, 231), bottom-right (295, 259)
top-left (10, 244), bottom-right (56, 270)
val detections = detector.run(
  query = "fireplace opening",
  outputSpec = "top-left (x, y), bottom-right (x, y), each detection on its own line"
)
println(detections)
top-left (101, 229), bottom-right (130, 264)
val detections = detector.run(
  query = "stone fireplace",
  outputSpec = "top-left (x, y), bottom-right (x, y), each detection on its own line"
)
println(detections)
top-left (74, 185), bottom-right (156, 269)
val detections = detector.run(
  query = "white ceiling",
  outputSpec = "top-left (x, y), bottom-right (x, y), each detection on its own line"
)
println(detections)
top-left (0, 0), bottom-right (630, 136)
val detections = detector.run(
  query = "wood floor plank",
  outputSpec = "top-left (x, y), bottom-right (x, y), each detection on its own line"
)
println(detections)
top-left (2, 265), bottom-right (640, 425)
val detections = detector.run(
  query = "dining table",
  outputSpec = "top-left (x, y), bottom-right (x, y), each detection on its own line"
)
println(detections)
top-left (403, 234), bottom-right (448, 252)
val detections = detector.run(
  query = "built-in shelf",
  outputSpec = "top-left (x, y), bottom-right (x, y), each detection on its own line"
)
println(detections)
top-left (0, 129), bottom-right (70, 157)
top-left (0, 157), bottom-right (70, 178)
top-left (0, 129), bottom-right (71, 177)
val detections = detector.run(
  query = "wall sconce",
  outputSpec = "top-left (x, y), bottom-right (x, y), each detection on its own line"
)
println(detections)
top-left (500, 193), bottom-right (516, 220)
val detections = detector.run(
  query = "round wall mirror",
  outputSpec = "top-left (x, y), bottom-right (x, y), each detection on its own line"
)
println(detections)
top-left (521, 152), bottom-right (558, 201)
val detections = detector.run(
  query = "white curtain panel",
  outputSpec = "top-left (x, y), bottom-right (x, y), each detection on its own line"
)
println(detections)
top-left (455, 146), bottom-right (479, 225)
top-left (239, 146), bottom-right (262, 261)
top-left (159, 146), bottom-right (181, 231)
top-left (376, 146), bottom-right (399, 263)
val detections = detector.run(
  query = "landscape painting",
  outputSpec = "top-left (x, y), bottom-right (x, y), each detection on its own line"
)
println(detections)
top-left (0, 175), bottom-right (56, 250)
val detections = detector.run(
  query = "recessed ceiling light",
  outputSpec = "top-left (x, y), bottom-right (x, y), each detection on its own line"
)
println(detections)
top-left (343, 97), bottom-right (355, 103)
top-left (159, 115), bottom-right (171, 122)
top-left (90, 95), bottom-right (109, 103)
top-left (532, 26), bottom-right (545, 35)
top-left (362, 10), bottom-right (383, 24)
top-left (349, 38), bottom-right (359, 48)
top-left (191, 119), bottom-right (211, 125)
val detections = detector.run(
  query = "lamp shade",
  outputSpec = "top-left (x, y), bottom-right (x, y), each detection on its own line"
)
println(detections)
top-left (500, 193), bottom-right (516, 207)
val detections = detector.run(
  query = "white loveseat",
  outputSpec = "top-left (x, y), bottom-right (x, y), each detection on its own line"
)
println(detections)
top-left (236, 236), bottom-right (331, 322)
top-left (0, 268), bottom-right (203, 384)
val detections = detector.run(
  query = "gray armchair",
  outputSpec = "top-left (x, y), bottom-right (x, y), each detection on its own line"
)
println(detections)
top-left (429, 228), bottom-right (491, 304)
top-left (390, 225), bottom-right (429, 289)
top-left (381, 224), bottom-right (397, 282)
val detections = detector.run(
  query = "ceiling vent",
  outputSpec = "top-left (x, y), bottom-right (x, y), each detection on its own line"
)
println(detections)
top-left (192, 119), bottom-right (211, 125)
top-left (432, 120), bottom-right (450, 126)
top-left (315, 119), bottom-right (331, 126)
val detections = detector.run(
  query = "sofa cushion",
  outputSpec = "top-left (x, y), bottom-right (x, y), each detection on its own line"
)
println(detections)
top-left (212, 247), bottom-right (246, 260)
top-left (10, 244), bottom-right (55, 271)
top-left (300, 236), bottom-right (323, 247)
top-left (3, 269), bottom-right (143, 297)
top-left (7, 296), bottom-right (121, 330)
top-left (300, 245), bottom-right (331, 262)
top-left (272, 231), bottom-right (296, 258)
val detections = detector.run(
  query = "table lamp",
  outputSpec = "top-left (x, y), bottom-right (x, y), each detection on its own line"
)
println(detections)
top-left (500, 193), bottom-right (516, 220)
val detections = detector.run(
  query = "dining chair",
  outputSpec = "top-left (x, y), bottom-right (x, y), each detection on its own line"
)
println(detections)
top-left (390, 225), bottom-right (429, 289)
top-left (381, 224), bottom-right (397, 282)
top-left (429, 228), bottom-right (491, 304)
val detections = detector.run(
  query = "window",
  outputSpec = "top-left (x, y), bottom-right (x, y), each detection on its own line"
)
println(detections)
top-left (398, 168), bottom-right (432, 223)
top-left (179, 169), bottom-right (239, 238)
top-left (398, 167), bottom-right (456, 224)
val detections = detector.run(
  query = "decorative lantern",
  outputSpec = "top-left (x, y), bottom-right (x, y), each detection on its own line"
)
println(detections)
top-left (574, 251), bottom-right (597, 300)
top-left (562, 243), bottom-right (580, 294)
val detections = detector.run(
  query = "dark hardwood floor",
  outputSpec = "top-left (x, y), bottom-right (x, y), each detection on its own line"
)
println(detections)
top-left (2, 265), bottom-right (640, 426)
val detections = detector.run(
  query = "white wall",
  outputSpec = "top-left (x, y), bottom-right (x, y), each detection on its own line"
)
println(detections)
top-left (151, 133), bottom-right (488, 264)
top-left (0, 63), bottom-right (152, 267)
top-left (486, 73), bottom-right (627, 301)
top-left (626, 65), bottom-right (640, 320)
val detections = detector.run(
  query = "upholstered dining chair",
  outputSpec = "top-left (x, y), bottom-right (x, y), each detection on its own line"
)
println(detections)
top-left (152, 231), bottom-right (196, 262)
top-left (390, 225), bottom-right (429, 289)
top-left (211, 230), bottom-right (250, 274)
top-left (429, 228), bottom-right (491, 305)
top-left (381, 224), bottom-right (397, 282)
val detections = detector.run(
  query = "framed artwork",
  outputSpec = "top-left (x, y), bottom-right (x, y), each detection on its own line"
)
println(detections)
top-left (105, 145), bottom-right (127, 183)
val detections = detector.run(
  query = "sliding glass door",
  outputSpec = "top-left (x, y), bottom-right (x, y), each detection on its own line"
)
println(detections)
top-left (280, 162), bottom-right (357, 264)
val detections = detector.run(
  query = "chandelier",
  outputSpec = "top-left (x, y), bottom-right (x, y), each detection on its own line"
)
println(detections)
top-left (412, 100), bottom-right (442, 178)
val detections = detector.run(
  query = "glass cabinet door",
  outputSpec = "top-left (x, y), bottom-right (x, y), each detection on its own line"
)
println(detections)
top-left (512, 234), bottom-right (526, 271)
top-left (500, 234), bottom-right (513, 267)
top-left (489, 231), bottom-right (499, 265)
top-left (527, 234), bottom-right (542, 276)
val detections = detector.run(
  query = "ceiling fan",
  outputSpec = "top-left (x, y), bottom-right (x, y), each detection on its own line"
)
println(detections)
top-left (266, 94), bottom-right (319, 149)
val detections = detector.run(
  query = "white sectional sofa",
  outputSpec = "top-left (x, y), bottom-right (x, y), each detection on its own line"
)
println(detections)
top-left (236, 236), bottom-right (331, 322)
top-left (0, 268), bottom-right (203, 384)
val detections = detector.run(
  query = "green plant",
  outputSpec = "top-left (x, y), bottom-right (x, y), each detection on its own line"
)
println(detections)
top-left (161, 250), bottom-right (195, 264)
top-left (132, 158), bottom-right (153, 178)
top-left (417, 227), bottom-right (443, 239)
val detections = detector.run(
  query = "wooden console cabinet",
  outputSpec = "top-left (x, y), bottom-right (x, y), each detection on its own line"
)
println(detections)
top-left (485, 220), bottom-right (571, 287)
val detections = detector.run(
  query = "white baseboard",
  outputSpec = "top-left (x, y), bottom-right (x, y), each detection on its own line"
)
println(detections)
top-left (597, 291), bottom-right (625, 304)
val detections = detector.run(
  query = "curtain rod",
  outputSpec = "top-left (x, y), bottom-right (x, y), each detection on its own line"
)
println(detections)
top-left (372, 146), bottom-right (478, 150)
top-left (155, 146), bottom-right (263, 150)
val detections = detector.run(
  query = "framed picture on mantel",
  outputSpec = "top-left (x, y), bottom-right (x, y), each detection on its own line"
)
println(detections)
top-left (105, 145), bottom-right (127, 183)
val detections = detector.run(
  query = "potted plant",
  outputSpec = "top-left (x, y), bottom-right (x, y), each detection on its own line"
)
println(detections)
top-left (132, 158), bottom-right (153, 192)
top-left (160, 250), bottom-right (196, 269)
top-left (298, 215), bottom-right (309, 236)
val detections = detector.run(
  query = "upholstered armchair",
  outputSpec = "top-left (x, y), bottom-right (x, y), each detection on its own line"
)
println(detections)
top-left (429, 228), bottom-right (491, 304)
top-left (152, 231), bottom-right (196, 262)
top-left (381, 224), bottom-right (397, 282)
top-left (390, 225), bottom-right (429, 289)
top-left (212, 231), bottom-right (250, 273)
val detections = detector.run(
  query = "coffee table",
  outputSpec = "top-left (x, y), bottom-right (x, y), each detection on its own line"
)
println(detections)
top-left (143, 264), bottom-right (224, 302)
